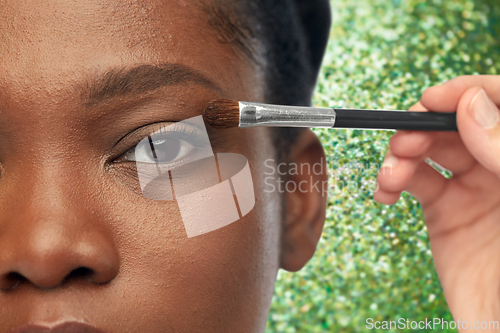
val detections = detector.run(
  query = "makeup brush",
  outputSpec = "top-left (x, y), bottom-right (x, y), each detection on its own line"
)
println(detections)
top-left (203, 99), bottom-right (457, 131)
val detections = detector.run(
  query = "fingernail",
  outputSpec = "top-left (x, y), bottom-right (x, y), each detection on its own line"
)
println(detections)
top-left (470, 89), bottom-right (500, 129)
top-left (382, 155), bottom-right (399, 169)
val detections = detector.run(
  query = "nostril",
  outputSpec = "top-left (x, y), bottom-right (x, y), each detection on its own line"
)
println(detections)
top-left (63, 267), bottom-right (94, 284)
top-left (1, 272), bottom-right (27, 291)
top-left (1, 267), bottom-right (104, 290)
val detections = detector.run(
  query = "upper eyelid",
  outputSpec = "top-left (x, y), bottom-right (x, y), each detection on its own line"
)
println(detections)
top-left (149, 122), bottom-right (203, 141)
top-left (145, 123), bottom-right (211, 149)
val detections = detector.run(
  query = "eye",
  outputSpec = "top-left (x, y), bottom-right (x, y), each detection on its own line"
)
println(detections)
top-left (117, 137), bottom-right (195, 164)
top-left (113, 116), bottom-right (213, 168)
top-left (112, 120), bottom-right (212, 165)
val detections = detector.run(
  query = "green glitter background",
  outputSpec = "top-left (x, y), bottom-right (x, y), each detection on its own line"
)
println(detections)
top-left (266, 0), bottom-right (500, 332)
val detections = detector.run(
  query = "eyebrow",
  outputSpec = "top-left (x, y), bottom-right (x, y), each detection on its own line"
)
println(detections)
top-left (82, 64), bottom-right (220, 107)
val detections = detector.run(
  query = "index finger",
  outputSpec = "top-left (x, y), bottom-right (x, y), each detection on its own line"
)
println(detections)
top-left (421, 75), bottom-right (500, 112)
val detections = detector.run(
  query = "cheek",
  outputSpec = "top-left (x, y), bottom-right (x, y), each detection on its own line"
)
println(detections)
top-left (102, 131), bottom-right (282, 331)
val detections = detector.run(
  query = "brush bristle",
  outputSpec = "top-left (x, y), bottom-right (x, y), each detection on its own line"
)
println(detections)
top-left (203, 99), bottom-right (240, 129)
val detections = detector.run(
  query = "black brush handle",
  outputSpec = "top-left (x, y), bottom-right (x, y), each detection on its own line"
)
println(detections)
top-left (333, 109), bottom-right (457, 131)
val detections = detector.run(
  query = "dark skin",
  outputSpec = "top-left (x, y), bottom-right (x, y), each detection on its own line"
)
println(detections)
top-left (0, 1), bottom-right (327, 332)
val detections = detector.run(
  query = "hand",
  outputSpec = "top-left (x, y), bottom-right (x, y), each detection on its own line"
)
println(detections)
top-left (375, 76), bottom-right (500, 332)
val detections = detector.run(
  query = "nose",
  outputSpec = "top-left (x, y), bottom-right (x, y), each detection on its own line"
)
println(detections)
top-left (0, 174), bottom-right (120, 291)
top-left (0, 220), bottom-right (120, 290)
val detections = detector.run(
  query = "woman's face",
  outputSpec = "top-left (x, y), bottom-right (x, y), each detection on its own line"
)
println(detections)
top-left (0, 0), bottom-right (284, 331)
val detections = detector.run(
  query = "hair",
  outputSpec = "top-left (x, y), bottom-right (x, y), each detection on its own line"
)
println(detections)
top-left (202, 0), bottom-right (332, 160)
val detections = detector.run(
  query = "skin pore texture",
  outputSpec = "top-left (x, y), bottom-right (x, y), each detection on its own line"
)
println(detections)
top-left (0, 0), bottom-right (327, 332)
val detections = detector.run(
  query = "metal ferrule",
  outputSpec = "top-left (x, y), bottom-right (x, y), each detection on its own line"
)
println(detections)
top-left (238, 101), bottom-right (336, 128)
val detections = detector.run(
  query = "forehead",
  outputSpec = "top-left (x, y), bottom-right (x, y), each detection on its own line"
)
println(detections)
top-left (0, 0), bottom-right (258, 102)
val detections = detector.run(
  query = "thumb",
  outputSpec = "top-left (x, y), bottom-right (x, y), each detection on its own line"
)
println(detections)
top-left (457, 87), bottom-right (500, 175)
